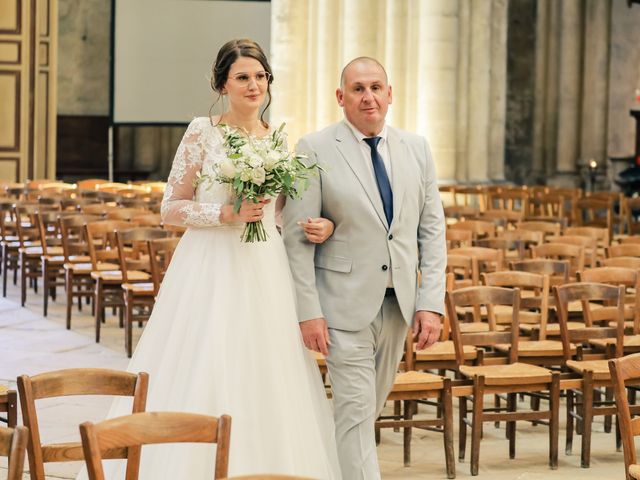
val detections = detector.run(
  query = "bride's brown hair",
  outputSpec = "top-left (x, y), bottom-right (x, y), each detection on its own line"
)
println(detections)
top-left (209, 38), bottom-right (274, 128)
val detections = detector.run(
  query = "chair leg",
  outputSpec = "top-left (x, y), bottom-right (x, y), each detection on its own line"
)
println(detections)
top-left (42, 263), bottom-right (49, 317)
top-left (581, 372), bottom-right (594, 468)
top-left (403, 399), bottom-right (412, 467)
top-left (442, 380), bottom-right (456, 479)
top-left (20, 254), bottom-right (26, 306)
top-left (6, 390), bottom-right (17, 428)
top-left (126, 294), bottom-right (133, 358)
top-left (604, 386), bottom-right (614, 433)
top-left (471, 375), bottom-right (485, 476)
top-left (459, 396), bottom-right (468, 461)
top-left (2, 249), bottom-right (8, 297)
top-left (94, 280), bottom-right (102, 343)
top-left (494, 394), bottom-right (501, 429)
top-left (65, 270), bottom-right (73, 329)
top-left (394, 400), bottom-right (401, 433)
top-left (549, 373), bottom-right (560, 469)
top-left (507, 392), bottom-right (517, 459)
top-left (566, 388), bottom-right (575, 455)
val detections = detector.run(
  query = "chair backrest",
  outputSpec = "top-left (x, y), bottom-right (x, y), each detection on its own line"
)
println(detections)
top-left (115, 227), bottom-right (170, 282)
top-left (481, 270), bottom-right (550, 339)
top-left (607, 243), bottom-right (640, 259)
top-left (444, 205), bottom-right (479, 221)
top-left (58, 214), bottom-right (101, 260)
top-left (609, 353), bottom-right (640, 479)
top-left (148, 237), bottom-right (181, 295)
top-left (575, 197), bottom-right (614, 239)
top-left (599, 256), bottom-right (640, 270)
top-left (130, 213), bottom-right (161, 227)
top-left (85, 220), bottom-right (131, 269)
top-left (621, 235), bottom-right (640, 245)
top-left (499, 229), bottom-right (544, 247)
top-left (79, 412), bottom-right (231, 480)
top-left (475, 237), bottom-right (527, 260)
top-left (448, 246), bottom-right (505, 274)
top-left (77, 179), bottom-right (108, 190)
top-left (530, 243), bottom-right (584, 277)
top-left (0, 426), bottom-right (28, 480)
top-left (509, 258), bottom-right (570, 285)
top-left (553, 282), bottom-right (625, 362)
top-left (626, 197), bottom-right (640, 236)
top-left (577, 267), bottom-right (640, 332)
top-left (564, 226), bottom-right (610, 247)
top-left (106, 208), bottom-right (149, 222)
top-left (446, 285), bottom-right (520, 367)
top-left (17, 369), bottom-right (148, 480)
top-left (448, 220), bottom-right (496, 240)
top-left (446, 228), bottom-right (473, 249)
top-left (36, 211), bottom-right (71, 256)
top-left (546, 235), bottom-right (597, 266)
top-left (528, 191), bottom-right (566, 218)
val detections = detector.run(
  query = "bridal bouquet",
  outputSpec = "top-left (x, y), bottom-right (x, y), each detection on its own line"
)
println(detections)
top-left (196, 123), bottom-right (320, 242)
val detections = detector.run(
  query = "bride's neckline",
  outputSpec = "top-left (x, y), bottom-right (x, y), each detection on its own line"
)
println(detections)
top-left (210, 116), bottom-right (271, 140)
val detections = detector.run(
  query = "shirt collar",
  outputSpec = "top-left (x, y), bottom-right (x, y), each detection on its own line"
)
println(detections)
top-left (343, 118), bottom-right (388, 145)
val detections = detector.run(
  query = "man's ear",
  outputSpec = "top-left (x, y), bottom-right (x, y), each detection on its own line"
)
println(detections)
top-left (388, 85), bottom-right (393, 105)
top-left (336, 88), bottom-right (344, 107)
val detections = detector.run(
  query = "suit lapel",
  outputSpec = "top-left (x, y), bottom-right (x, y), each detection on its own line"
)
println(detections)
top-left (335, 123), bottom-right (388, 229)
top-left (387, 127), bottom-right (407, 229)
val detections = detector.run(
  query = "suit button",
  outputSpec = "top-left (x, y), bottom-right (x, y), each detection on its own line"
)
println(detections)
top-left (388, 234), bottom-right (393, 240)
top-left (382, 265), bottom-right (388, 271)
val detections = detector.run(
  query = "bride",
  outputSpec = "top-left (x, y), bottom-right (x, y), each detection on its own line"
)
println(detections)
top-left (77, 38), bottom-right (341, 479)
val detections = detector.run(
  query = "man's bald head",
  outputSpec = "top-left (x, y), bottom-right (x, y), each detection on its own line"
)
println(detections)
top-left (340, 57), bottom-right (389, 88)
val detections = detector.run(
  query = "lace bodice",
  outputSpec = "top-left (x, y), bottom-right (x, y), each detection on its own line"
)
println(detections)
top-left (160, 117), bottom-right (276, 228)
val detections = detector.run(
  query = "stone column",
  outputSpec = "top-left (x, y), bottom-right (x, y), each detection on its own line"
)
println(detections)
top-left (455, 0), bottom-right (470, 181)
top-left (488, 0), bottom-right (507, 181)
top-left (555, 0), bottom-right (583, 175)
top-left (466, 0), bottom-right (492, 182)
top-left (580, 0), bottom-right (611, 164)
top-left (532, 0), bottom-right (549, 178)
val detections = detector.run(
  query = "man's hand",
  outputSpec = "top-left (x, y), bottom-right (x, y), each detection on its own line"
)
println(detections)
top-left (298, 217), bottom-right (334, 244)
top-left (299, 317), bottom-right (330, 356)
top-left (412, 310), bottom-right (442, 350)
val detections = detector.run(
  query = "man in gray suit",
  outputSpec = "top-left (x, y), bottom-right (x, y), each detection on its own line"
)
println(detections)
top-left (283, 57), bottom-right (446, 479)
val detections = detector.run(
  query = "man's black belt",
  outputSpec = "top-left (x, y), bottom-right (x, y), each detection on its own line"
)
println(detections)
top-left (385, 288), bottom-right (395, 297)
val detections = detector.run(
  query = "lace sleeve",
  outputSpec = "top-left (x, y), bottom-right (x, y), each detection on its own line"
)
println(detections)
top-left (160, 118), bottom-right (223, 227)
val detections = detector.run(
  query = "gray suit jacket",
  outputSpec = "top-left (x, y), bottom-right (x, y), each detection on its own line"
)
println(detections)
top-left (283, 121), bottom-right (446, 331)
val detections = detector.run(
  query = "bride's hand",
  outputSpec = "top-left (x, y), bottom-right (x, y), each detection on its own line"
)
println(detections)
top-left (220, 198), bottom-right (270, 224)
top-left (298, 217), bottom-right (334, 243)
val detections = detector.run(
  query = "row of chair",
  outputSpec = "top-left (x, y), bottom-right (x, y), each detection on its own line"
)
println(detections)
top-left (0, 368), bottom-right (313, 480)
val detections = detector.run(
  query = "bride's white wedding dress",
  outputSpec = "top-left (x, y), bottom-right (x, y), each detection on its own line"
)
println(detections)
top-left (76, 117), bottom-right (341, 479)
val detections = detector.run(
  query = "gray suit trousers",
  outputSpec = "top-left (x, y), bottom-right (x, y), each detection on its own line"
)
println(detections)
top-left (326, 294), bottom-right (408, 480)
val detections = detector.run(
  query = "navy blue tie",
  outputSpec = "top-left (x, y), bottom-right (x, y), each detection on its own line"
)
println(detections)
top-left (363, 136), bottom-right (393, 226)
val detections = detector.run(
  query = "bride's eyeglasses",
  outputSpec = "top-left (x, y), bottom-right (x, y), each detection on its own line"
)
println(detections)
top-left (230, 71), bottom-right (271, 86)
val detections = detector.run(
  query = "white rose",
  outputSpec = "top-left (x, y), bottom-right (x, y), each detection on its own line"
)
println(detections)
top-left (264, 151), bottom-right (281, 171)
top-left (249, 153), bottom-right (264, 168)
top-left (240, 169), bottom-right (252, 182)
top-left (251, 167), bottom-right (266, 185)
top-left (240, 144), bottom-right (254, 157)
top-left (218, 158), bottom-right (237, 178)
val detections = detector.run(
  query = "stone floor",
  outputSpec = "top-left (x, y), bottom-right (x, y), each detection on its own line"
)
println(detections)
top-left (0, 278), bottom-right (627, 479)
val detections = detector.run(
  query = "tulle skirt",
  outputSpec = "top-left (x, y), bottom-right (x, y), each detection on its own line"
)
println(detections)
top-left (76, 223), bottom-right (341, 479)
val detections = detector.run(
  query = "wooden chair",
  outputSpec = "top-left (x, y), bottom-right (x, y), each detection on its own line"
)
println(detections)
top-left (626, 197), bottom-right (640, 236)
top-left (609, 353), bottom-right (640, 479)
top-left (0, 387), bottom-right (17, 428)
top-left (553, 282), bottom-right (625, 467)
top-left (607, 243), bottom-right (640, 258)
top-left (37, 211), bottom-right (74, 316)
top-left (577, 267), bottom-right (640, 347)
top-left (446, 228), bottom-right (473, 249)
top-left (531, 243), bottom-right (584, 280)
top-left (447, 286), bottom-right (560, 475)
top-left (77, 179), bottom-right (108, 191)
top-left (477, 209), bottom-right (522, 229)
top-left (444, 205), bottom-right (480, 222)
top-left (116, 227), bottom-right (172, 357)
top-left (148, 237), bottom-right (181, 296)
top-left (0, 200), bottom-right (20, 296)
top-left (517, 220), bottom-right (562, 241)
top-left (448, 220), bottom-right (496, 241)
top-left (487, 189), bottom-right (529, 215)
top-left (498, 229), bottom-right (544, 250)
top-left (452, 185), bottom-right (486, 211)
top-left (131, 213), bottom-right (162, 227)
top-left (375, 372), bottom-right (455, 478)
top-left (85, 221), bottom-right (149, 343)
top-left (575, 197), bottom-right (615, 240)
top-left (448, 246), bottom-right (504, 276)
top-left (621, 235), bottom-right (640, 245)
top-left (17, 369), bottom-right (148, 480)
top-left (475, 237), bottom-right (527, 261)
top-left (510, 258), bottom-right (570, 285)
top-left (59, 215), bottom-right (104, 329)
top-left (79, 412), bottom-right (231, 480)
top-left (529, 191), bottom-right (566, 219)
top-left (564, 226), bottom-right (610, 251)
top-left (599, 256), bottom-right (640, 269)
top-left (0, 425), bottom-right (28, 480)
top-left (546, 234), bottom-right (598, 267)
top-left (106, 208), bottom-right (149, 222)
